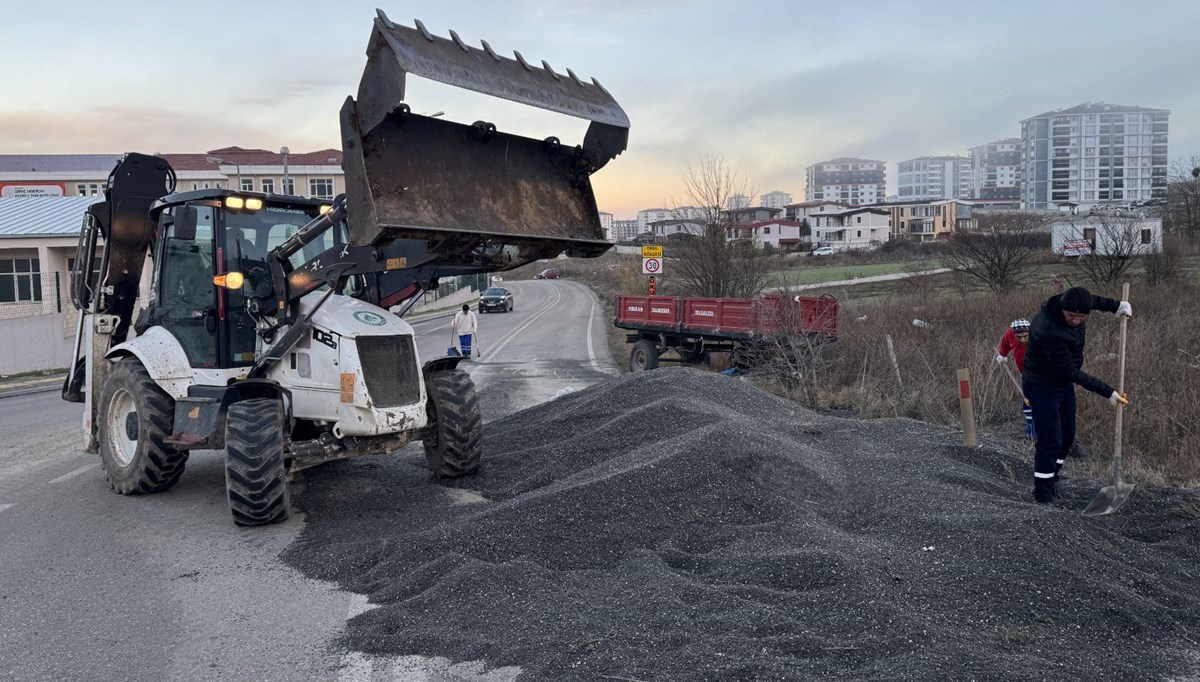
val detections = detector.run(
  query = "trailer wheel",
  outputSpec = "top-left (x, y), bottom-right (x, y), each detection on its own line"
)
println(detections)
top-left (423, 370), bottom-right (483, 478)
top-left (97, 358), bottom-right (188, 494)
top-left (629, 340), bottom-right (660, 372)
top-left (224, 399), bottom-right (290, 526)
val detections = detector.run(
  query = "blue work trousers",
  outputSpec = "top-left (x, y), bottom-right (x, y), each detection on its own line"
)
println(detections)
top-left (1022, 380), bottom-right (1076, 503)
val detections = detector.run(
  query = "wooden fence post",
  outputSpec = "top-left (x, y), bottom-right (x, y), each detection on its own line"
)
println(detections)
top-left (957, 368), bottom-right (977, 447)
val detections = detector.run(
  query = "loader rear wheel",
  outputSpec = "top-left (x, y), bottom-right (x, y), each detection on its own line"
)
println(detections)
top-left (423, 370), bottom-right (483, 478)
top-left (224, 399), bottom-right (290, 526)
top-left (97, 358), bottom-right (188, 494)
top-left (628, 340), bottom-right (660, 372)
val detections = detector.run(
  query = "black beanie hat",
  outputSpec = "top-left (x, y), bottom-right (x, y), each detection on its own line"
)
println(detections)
top-left (1059, 287), bottom-right (1092, 314)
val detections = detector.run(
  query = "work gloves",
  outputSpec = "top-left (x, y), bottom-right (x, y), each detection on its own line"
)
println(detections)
top-left (1109, 391), bottom-right (1130, 406)
top-left (995, 355), bottom-right (1007, 365)
top-left (1117, 300), bottom-right (1133, 317)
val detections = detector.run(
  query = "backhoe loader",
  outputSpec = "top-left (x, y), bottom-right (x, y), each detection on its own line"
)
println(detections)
top-left (61, 10), bottom-right (628, 525)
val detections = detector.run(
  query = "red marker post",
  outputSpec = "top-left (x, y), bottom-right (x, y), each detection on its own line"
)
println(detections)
top-left (957, 368), bottom-right (977, 447)
top-left (647, 276), bottom-right (657, 296)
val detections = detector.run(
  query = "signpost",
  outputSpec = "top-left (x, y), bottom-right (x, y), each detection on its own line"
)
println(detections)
top-left (641, 244), bottom-right (663, 295)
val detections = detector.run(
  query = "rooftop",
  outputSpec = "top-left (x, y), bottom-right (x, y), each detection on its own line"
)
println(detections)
top-left (810, 157), bottom-right (885, 167)
top-left (0, 148), bottom-right (344, 174)
top-left (1022, 102), bottom-right (1169, 122)
top-left (0, 196), bottom-right (101, 237)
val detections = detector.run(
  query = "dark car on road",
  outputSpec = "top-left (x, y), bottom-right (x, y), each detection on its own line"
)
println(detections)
top-left (535, 268), bottom-right (561, 279)
top-left (479, 287), bottom-right (514, 313)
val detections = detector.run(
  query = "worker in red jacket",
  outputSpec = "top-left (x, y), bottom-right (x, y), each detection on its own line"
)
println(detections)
top-left (996, 318), bottom-right (1034, 440)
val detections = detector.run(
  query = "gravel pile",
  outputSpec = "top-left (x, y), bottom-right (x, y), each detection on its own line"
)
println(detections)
top-left (284, 368), bottom-right (1200, 681)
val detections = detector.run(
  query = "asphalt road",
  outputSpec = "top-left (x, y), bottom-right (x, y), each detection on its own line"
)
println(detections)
top-left (0, 279), bottom-right (616, 682)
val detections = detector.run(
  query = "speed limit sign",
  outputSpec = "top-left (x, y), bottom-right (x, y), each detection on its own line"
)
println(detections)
top-left (641, 257), bottom-right (662, 275)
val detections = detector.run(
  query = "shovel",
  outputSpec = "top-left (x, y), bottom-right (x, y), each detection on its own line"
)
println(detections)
top-left (1082, 282), bottom-right (1134, 517)
top-left (1001, 360), bottom-right (1025, 401)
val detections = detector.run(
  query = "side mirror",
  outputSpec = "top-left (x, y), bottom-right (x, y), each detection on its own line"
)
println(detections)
top-left (175, 206), bottom-right (198, 241)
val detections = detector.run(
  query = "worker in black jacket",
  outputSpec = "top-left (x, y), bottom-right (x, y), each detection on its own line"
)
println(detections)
top-left (1022, 286), bottom-right (1132, 504)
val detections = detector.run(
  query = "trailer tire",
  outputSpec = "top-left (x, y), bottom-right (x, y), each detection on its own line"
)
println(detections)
top-left (423, 370), bottom-right (483, 478)
top-left (224, 399), bottom-right (290, 526)
top-left (629, 340), bottom-right (660, 372)
top-left (97, 358), bottom-right (188, 494)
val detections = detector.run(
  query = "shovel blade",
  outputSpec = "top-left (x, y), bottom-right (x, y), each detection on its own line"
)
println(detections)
top-left (1081, 481), bottom-right (1135, 517)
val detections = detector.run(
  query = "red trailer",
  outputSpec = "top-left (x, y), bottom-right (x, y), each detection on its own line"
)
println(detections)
top-left (614, 294), bottom-right (838, 372)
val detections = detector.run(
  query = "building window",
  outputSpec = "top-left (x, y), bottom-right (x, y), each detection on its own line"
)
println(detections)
top-left (1141, 229), bottom-right (1152, 245)
top-left (261, 179), bottom-right (275, 193)
top-left (0, 258), bottom-right (42, 303)
top-left (240, 178), bottom-right (254, 192)
top-left (309, 178), bottom-right (334, 198)
top-left (763, 227), bottom-right (771, 234)
top-left (282, 178), bottom-right (295, 196)
top-left (75, 183), bottom-right (102, 196)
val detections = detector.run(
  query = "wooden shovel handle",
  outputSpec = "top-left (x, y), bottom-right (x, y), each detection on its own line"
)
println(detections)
top-left (1113, 282), bottom-right (1129, 470)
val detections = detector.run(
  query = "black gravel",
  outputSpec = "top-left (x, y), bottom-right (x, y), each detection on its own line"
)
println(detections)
top-left (282, 368), bottom-right (1200, 681)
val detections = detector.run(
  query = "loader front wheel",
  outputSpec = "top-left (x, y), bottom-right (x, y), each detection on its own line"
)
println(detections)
top-left (224, 399), bottom-right (290, 526)
top-left (628, 340), bottom-right (660, 372)
top-left (97, 358), bottom-right (188, 494)
top-left (422, 370), bottom-right (483, 479)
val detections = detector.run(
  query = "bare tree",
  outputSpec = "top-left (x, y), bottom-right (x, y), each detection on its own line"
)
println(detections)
top-left (1165, 156), bottom-right (1200, 242)
top-left (941, 212), bottom-right (1046, 294)
top-left (668, 155), bottom-right (772, 298)
top-left (1066, 213), bottom-right (1152, 285)
top-left (1142, 236), bottom-right (1184, 286)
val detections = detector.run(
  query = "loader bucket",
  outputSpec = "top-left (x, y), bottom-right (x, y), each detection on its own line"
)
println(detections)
top-left (340, 10), bottom-right (629, 263)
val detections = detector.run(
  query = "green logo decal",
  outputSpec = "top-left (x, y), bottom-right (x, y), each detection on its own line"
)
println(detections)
top-left (353, 311), bottom-right (387, 326)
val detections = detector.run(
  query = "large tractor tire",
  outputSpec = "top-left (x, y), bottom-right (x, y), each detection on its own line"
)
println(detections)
top-left (97, 358), bottom-right (188, 494)
top-left (422, 370), bottom-right (483, 479)
top-left (224, 399), bottom-right (290, 526)
top-left (628, 340), bottom-right (660, 372)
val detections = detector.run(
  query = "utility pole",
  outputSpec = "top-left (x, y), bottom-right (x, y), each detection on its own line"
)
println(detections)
top-left (281, 146), bottom-right (290, 195)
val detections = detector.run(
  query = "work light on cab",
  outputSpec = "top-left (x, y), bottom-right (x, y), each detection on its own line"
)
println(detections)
top-left (213, 272), bottom-right (245, 289)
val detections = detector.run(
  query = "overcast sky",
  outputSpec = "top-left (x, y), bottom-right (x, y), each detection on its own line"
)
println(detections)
top-left (3, 0), bottom-right (1197, 217)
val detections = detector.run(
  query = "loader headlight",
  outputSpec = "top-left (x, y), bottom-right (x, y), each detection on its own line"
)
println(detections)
top-left (245, 198), bottom-right (263, 210)
top-left (213, 271), bottom-right (245, 290)
top-left (225, 196), bottom-right (245, 210)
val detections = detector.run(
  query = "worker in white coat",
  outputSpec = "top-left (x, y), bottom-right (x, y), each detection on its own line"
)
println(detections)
top-left (451, 303), bottom-right (479, 357)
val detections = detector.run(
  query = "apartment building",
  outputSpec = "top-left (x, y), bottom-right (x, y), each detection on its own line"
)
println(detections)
top-left (1020, 102), bottom-right (1169, 210)
top-left (969, 138), bottom-right (1021, 201)
top-left (810, 208), bottom-right (890, 251)
top-left (725, 220), bottom-right (809, 251)
top-left (759, 191), bottom-right (793, 210)
top-left (804, 158), bottom-right (886, 205)
top-left (598, 211), bottom-right (614, 241)
top-left (880, 199), bottom-right (976, 242)
top-left (782, 200), bottom-right (848, 224)
top-left (896, 156), bottom-right (973, 201)
top-left (727, 194), bottom-right (751, 210)
top-left (612, 219), bottom-right (639, 242)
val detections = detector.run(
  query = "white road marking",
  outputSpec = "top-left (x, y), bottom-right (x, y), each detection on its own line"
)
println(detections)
top-left (565, 280), bottom-right (619, 375)
top-left (0, 504), bottom-right (13, 513)
top-left (48, 464), bottom-right (96, 485)
top-left (479, 284), bottom-right (563, 362)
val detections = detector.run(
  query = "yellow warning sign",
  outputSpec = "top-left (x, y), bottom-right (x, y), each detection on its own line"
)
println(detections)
top-left (641, 245), bottom-right (663, 258)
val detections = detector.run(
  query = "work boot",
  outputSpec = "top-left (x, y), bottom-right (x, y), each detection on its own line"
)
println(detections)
top-left (1033, 478), bottom-right (1055, 504)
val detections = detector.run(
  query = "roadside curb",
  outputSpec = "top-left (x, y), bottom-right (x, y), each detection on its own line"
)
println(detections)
top-left (0, 376), bottom-right (65, 399)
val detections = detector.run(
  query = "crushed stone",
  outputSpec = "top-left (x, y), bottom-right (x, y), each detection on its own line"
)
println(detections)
top-left (282, 368), bottom-right (1200, 681)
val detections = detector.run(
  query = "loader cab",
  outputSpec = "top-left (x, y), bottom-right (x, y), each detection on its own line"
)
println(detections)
top-left (151, 191), bottom-right (338, 370)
